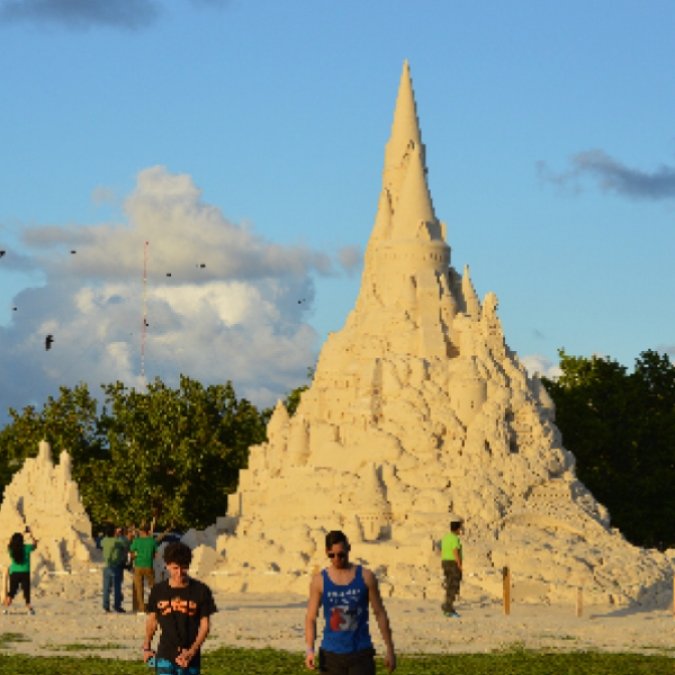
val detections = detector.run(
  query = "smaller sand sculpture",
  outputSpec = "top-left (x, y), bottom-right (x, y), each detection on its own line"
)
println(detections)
top-left (0, 440), bottom-right (94, 591)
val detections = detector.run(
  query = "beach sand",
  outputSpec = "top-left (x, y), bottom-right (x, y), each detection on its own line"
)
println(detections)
top-left (0, 568), bottom-right (673, 662)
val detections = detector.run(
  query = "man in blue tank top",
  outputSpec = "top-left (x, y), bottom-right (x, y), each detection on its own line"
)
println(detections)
top-left (305, 530), bottom-right (396, 674)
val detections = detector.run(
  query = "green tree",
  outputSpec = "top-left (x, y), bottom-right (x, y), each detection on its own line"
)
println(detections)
top-left (0, 377), bottom-right (270, 533)
top-left (87, 376), bottom-right (268, 531)
top-left (0, 383), bottom-right (104, 493)
top-left (543, 349), bottom-right (675, 549)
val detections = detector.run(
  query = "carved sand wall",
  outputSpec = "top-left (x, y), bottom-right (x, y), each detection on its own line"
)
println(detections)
top-left (0, 440), bottom-right (94, 588)
top-left (194, 62), bottom-right (671, 606)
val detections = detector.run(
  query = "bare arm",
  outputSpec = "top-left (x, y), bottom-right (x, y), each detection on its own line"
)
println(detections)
top-left (364, 568), bottom-right (396, 672)
top-left (304, 572), bottom-right (322, 670)
top-left (176, 615), bottom-right (210, 667)
top-left (143, 612), bottom-right (158, 663)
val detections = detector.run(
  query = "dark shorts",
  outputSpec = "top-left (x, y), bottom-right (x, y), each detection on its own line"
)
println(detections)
top-left (442, 559), bottom-right (462, 612)
top-left (8, 571), bottom-right (30, 603)
top-left (319, 648), bottom-right (375, 675)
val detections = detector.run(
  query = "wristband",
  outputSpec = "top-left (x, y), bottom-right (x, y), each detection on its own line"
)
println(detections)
top-left (306, 647), bottom-right (315, 655)
top-left (143, 647), bottom-right (153, 652)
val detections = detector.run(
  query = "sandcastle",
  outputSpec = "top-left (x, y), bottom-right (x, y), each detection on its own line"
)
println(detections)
top-left (0, 440), bottom-right (94, 593)
top-left (189, 62), bottom-right (673, 607)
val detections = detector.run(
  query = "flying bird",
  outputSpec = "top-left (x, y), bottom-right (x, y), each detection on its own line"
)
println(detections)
top-left (0, 250), bottom-right (5, 258)
top-left (70, 250), bottom-right (77, 254)
top-left (166, 272), bottom-right (172, 277)
top-left (45, 335), bottom-right (54, 351)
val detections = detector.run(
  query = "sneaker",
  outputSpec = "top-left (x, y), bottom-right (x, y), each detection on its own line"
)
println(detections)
top-left (443, 610), bottom-right (460, 618)
top-left (28, 608), bottom-right (35, 615)
top-left (114, 608), bottom-right (126, 613)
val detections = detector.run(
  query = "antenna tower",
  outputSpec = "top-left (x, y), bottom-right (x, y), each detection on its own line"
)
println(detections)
top-left (141, 240), bottom-right (149, 381)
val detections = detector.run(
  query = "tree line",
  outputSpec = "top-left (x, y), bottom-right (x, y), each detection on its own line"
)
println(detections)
top-left (0, 377), bottom-right (272, 532)
top-left (542, 349), bottom-right (674, 550)
top-left (0, 350), bottom-right (672, 548)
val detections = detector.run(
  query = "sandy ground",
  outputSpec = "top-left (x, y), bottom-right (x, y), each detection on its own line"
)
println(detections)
top-left (0, 569), bottom-right (673, 662)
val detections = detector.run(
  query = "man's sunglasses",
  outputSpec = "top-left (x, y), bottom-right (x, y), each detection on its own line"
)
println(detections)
top-left (327, 552), bottom-right (347, 559)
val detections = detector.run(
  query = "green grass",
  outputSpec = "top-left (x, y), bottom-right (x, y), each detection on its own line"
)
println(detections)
top-left (0, 646), bottom-right (671, 674)
top-left (0, 632), bottom-right (29, 648)
top-left (43, 642), bottom-right (125, 652)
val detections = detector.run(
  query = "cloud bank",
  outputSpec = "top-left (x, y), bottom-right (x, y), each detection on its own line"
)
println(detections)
top-left (0, 0), bottom-right (228, 30)
top-left (537, 149), bottom-right (675, 200)
top-left (0, 166), bottom-right (351, 418)
top-left (0, 0), bottom-right (160, 29)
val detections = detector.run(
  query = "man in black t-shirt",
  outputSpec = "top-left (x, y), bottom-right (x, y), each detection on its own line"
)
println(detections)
top-left (143, 542), bottom-right (217, 674)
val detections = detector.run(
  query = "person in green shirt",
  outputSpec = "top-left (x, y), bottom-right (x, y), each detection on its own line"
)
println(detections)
top-left (101, 524), bottom-right (128, 613)
top-left (440, 519), bottom-right (463, 618)
top-left (130, 525), bottom-right (158, 613)
top-left (3, 527), bottom-right (38, 614)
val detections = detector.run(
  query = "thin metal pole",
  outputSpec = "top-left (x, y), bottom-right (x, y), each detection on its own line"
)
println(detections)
top-left (141, 240), bottom-right (149, 381)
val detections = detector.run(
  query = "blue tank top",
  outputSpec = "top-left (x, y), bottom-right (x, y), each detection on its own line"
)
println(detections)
top-left (321, 565), bottom-right (373, 654)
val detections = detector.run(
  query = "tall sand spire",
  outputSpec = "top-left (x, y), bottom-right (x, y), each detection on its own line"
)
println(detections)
top-left (384, 60), bottom-right (427, 206)
top-left (199, 63), bottom-right (672, 608)
top-left (390, 141), bottom-right (439, 240)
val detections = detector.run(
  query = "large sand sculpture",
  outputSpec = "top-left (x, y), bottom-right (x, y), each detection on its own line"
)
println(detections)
top-left (0, 440), bottom-right (94, 591)
top-left (192, 62), bottom-right (673, 606)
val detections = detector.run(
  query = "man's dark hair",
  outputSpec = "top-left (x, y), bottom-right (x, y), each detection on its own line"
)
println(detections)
top-left (450, 521), bottom-right (463, 532)
top-left (104, 523), bottom-right (115, 537)
top-left (325, 530), bottom-right (349, 549)
top-left (163, 542), bottom-right (192, 566)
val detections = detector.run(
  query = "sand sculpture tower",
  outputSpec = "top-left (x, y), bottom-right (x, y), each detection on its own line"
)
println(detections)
top-left (209, 62), bottom-right (671, 605)
top-left (0, 440), bottom-right (94, 589)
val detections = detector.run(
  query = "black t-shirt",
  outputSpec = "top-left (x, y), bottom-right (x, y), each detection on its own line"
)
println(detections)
top-left (147, 578), bottom-right (217, 667)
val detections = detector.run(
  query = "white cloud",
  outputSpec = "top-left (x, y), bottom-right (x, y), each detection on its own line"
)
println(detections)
top-left (337, 245), bottom-right (363, 275)
top-left (0, 166), bottom-right (338, 419)
top-left (520, 354), bottom-right (562, 380)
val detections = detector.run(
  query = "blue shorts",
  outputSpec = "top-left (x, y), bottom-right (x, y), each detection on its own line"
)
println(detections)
top-left (151, 658), bottom-right (200, 675)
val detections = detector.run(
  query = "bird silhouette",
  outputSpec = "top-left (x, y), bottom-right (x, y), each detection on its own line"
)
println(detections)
top-left (0, 250), bottom-right (6, 258)
top-left (45, 335), bottom-right (54, 351)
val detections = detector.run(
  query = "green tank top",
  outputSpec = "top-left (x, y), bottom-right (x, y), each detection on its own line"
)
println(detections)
top-left (441, 532), bottom-right (461, 561)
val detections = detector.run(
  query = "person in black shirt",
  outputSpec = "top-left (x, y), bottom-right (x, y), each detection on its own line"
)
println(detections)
top-left (143, 542), bottom-right (217, 674)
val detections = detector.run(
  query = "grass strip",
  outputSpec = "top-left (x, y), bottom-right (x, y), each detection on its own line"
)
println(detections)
top-left (0, 646), bottom-right (671, 674)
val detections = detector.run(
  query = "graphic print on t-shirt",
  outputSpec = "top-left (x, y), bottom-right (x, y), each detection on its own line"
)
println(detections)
top-left (157, 597), bottom-right (198, 616)
top-left (326, 583), bottom-right (364, 633)
top-left (329, 605), bottom-right (360, 631)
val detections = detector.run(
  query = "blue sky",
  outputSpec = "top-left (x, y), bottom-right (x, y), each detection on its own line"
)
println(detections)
top-left (1, 0), bottom-right (674, 419)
